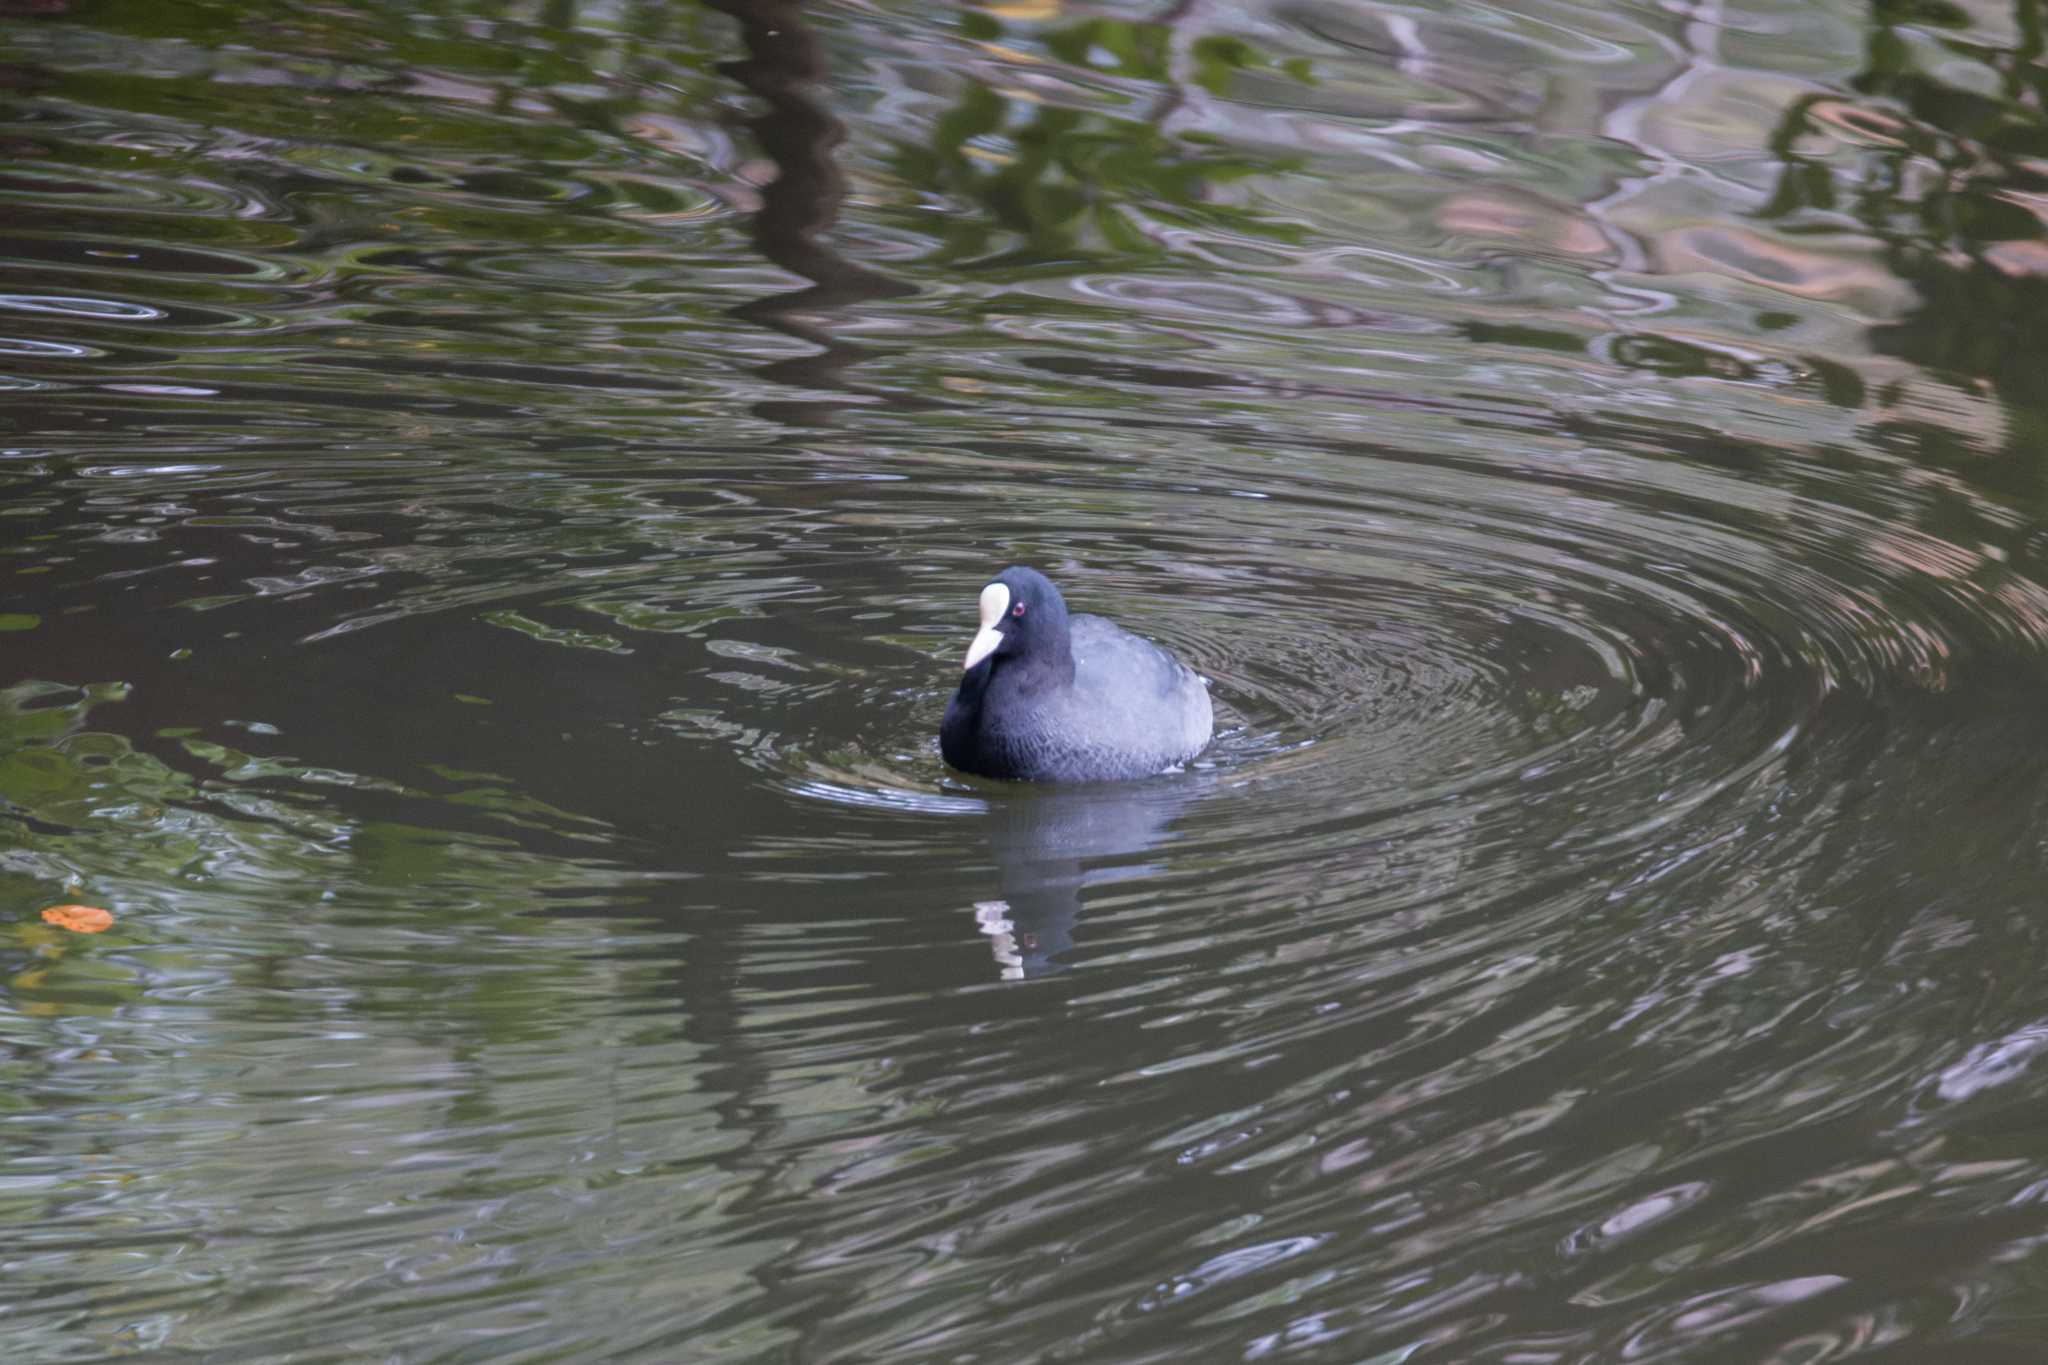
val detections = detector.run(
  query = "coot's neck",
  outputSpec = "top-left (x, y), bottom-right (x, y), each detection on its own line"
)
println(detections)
top-left (958, 634), bottom-right (1073, 712)
top-left (945, 605), bottom-right (1075, 759)
top-left (1002, 611), bottom-right (1075, 693)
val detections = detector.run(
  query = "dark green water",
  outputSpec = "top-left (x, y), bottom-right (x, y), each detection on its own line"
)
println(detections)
top-left (6, 0), bottom-right (2048, 1359)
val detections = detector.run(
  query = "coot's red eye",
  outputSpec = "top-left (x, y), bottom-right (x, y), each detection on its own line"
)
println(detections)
top-left (1011, 603), bottom-right (1025, 617)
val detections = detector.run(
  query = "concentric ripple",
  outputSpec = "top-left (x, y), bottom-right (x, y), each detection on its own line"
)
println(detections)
top-left (709, 428), bottom-right (2013, 871)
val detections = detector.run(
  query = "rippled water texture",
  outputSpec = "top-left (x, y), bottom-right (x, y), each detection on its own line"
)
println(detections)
top-left (8, 0), bottom-right (2048, 1359)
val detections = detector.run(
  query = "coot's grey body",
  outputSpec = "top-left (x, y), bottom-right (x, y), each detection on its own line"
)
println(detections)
top-left (941, 566), bottom-right (1213, 783)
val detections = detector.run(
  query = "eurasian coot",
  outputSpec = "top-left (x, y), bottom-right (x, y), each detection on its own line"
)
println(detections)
top-left (940, 566), bottom-right (1213, 782)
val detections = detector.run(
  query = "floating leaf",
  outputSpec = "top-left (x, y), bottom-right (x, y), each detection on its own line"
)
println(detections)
top-left (481, 610), bottom-right (631, 654)
top-left (41, 904), bottom-right (113, 933)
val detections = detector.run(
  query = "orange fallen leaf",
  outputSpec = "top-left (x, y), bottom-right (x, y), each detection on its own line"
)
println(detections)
top-left (41, 904), bottom-right (113, 934)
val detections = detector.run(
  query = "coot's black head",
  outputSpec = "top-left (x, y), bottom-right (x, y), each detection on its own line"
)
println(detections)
top-left (960, 565), bottom-right (1072, 677)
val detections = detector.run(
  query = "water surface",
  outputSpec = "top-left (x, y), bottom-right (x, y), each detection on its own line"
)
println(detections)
top-left (6, 0), bottom-right (2048, 1359)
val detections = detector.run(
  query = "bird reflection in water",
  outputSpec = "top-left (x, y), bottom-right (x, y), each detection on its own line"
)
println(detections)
top-left (966, 777), bottom-right (1207, 979)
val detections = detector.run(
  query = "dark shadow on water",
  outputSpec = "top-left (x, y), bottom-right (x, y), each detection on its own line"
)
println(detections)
top-left (701, 0), bottom-right (928, 427)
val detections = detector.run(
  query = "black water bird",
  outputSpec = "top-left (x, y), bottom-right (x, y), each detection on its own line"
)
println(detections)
top-left (940, 566), bottom-right (1213, 782)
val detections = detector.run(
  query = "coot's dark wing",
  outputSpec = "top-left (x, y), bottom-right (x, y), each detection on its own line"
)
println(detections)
top-left (1070, 613), bottom-right (1200, 695)
top-left (1043, 614), bottom-right (1212, 778)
